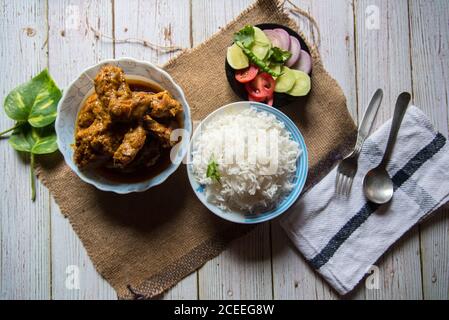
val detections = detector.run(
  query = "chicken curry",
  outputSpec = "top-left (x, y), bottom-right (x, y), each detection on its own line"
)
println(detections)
top-left (73, 65), bottom-right (183, 182)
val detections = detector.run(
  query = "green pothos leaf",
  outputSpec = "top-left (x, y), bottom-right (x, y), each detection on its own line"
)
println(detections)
top-left (2, 69), bottom-right (61, 202)
top-left (8, 123), bottom-right (35, 152)
top-left (8, 123), bottom-right (58, 154)
top-left (3, 69), bottom-right (62, 128)
top-left (31, 128), bottom-right (58, 154)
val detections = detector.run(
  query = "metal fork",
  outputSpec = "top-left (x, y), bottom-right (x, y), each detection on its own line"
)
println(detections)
top-left (336, 89), bottom-right (384, 196)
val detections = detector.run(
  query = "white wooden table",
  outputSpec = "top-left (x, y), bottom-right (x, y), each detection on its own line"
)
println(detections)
top-left (1, 0), bottom-right (448, 300)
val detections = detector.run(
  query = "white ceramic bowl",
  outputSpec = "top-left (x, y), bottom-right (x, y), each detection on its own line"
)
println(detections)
top-left (56, 57), bottom-right (192, 193)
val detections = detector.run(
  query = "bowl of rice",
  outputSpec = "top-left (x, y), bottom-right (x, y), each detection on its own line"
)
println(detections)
top-left (187, 101), bottom-right (308, 224)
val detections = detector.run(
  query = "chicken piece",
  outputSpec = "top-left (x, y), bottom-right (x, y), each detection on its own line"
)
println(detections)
top-left (108, 91), bottom-right (182, 121)
top-left (74, 118), bottom-right (120, 167)
top-left (126, 138), bottom-right (161, 170)
top-left (78, 95), bottom-right (96, 128)
top-left (74, 102), bottom-right (127, 168)
top-left (90, 131), bottom-right (123, 156)
top-left (73, 139), bottom-right (98, 168)
top-left (113, 126), bottom-right (147, 168)
top-left (77, 94), bottom-right (108, 128)
top-left (146, 91), bottom-right (183, 118)
top-left (94, 65), bottom-right (132, 107)
top-left (107, 97), bottom-right (134, 120)
top-left (108, 91), bottom-right (152, 121)
top-left (137, 139), bottom-right (161, 167)
top-left (143, 115), bottom-right (173, 148)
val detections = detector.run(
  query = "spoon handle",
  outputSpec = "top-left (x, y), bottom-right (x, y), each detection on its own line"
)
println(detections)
top-left (381, 92), bottom-right (411, 167)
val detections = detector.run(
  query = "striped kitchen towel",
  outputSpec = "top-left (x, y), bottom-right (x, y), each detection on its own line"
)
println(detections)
top-left (280, 106), bottom-right (449, 295)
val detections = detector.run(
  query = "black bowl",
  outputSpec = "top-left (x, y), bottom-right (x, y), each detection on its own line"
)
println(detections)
top-left (225, 23), bottom-right (311, 107)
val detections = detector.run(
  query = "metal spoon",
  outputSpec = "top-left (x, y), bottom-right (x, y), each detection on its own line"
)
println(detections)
top-left (363, 92), bottom-right (411, 204)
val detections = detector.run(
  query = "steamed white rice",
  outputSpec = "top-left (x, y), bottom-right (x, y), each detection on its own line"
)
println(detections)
top-left (191, 107), bottom-right (301, 213)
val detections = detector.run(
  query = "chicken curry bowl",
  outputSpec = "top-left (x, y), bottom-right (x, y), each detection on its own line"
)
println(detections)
top-left (72, 64), bottom-right (184, 184)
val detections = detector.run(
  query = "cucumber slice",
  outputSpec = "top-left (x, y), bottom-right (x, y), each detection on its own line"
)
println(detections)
top-left (227, 44), bottom-right (249, 70)
top-left (274, 67), bottom-right (296, 93)
top-left (287, 70), bottom-right (311, 96)
top-left (269, 64), bottom-right (282, 79)
top-left (253, 26), bottom-right (271, 47)
top-left (251, 44), bottom-right (270, 60)
top-left (250, 27), bottom-right (271, 60)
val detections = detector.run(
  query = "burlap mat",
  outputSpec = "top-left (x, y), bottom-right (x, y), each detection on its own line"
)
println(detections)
top-left (36, 0), bottom-right (356, 299)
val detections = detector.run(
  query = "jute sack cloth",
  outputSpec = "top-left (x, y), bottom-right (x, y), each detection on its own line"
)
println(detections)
top-left (36, 0), bottom-right (356, 299)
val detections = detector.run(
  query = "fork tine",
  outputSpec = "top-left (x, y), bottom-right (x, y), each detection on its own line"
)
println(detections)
top-left (335, 171), bottom-right (340, 192)
top-left (344, 176), bottom-right (351, 196)
top-left (335, 172), bottom-right (343, 195)
top-left (341, 175), bottom-right (349, 196)
top-left (346, 177), bottom-right (354, 196)
top-left (338, 174), bottom-right (346, 196)
top-left (342, 176), bottom-right (348, 196)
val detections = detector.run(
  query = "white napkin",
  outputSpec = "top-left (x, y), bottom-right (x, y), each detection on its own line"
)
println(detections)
top-left (280, 106), bottom-right (449, 295)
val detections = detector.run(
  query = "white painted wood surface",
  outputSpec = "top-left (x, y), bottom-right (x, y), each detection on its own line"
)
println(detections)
top-left (0, 0), bottom-right (51, 299)
top-left (409, 0), bottom-right (449, 300)
top-left (355, 0), bottom-right (423, 300)
top-left (48, 0), bottom-right (116, 299)
top-left (0, 0), bottom-right (448, 300)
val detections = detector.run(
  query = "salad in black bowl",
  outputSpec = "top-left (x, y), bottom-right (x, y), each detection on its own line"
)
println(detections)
top-left (225, 24), bottom-right (312, 107)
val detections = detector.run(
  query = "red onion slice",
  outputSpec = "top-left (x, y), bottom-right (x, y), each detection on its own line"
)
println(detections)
top-left (263, 29), bottom-right (283, 49)
top-left (294, 50), bottom-right (312, 74)
top-left (273, 28), bottom-right (290, 51)
top-left (285, 36), bottom-right (301, 67)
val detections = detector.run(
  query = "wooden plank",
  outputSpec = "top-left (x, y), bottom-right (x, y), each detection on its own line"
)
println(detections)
top-left (162, 273), bottom-right (198, 300)
top-left (355, 0), bottom-right (422, 299)
top-left (48, 0), bottom-right (116, 299)
top-left (192, 0), bottom-right (273, 300)
top-left (287, 0), bottom-right (358, 119)
top-left (409, 0), bottom-right (449, 300)
top-left (114, 0), bottom-right (191, 63)
top-left (0, 0), bottom-right (51, 299)
top-left (271, 0), bottom-right (356, 300)
top-left (199, 226), bottom-right (272, 300)
top-left (272, 224), bottom-right (340, 299)
top-left (114, 0), bottom-right (196, 300)
top-left (191, 0), bottom-right (253, 44)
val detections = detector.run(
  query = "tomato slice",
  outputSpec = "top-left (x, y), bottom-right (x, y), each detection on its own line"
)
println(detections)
top-left (245, 72), bottom-right (276, 105)
top-left (248, 88), bottom-right (274, 105)
top-left (248, 92), bottom-right (266, 102)
top-left (253, 72), bottom-right (275, 97)
top-left (245, 82), bottom-right (266, 99)
top-left (248, 93), bottom-right (274, 106)
top-left (245, 72), bottom-right (275, 99)
top-left (235, 65), bottom-right (259, 83)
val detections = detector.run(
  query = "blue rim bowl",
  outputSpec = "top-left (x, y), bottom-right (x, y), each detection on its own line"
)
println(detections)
top-left (187, 101), bottom-right (308, 224)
